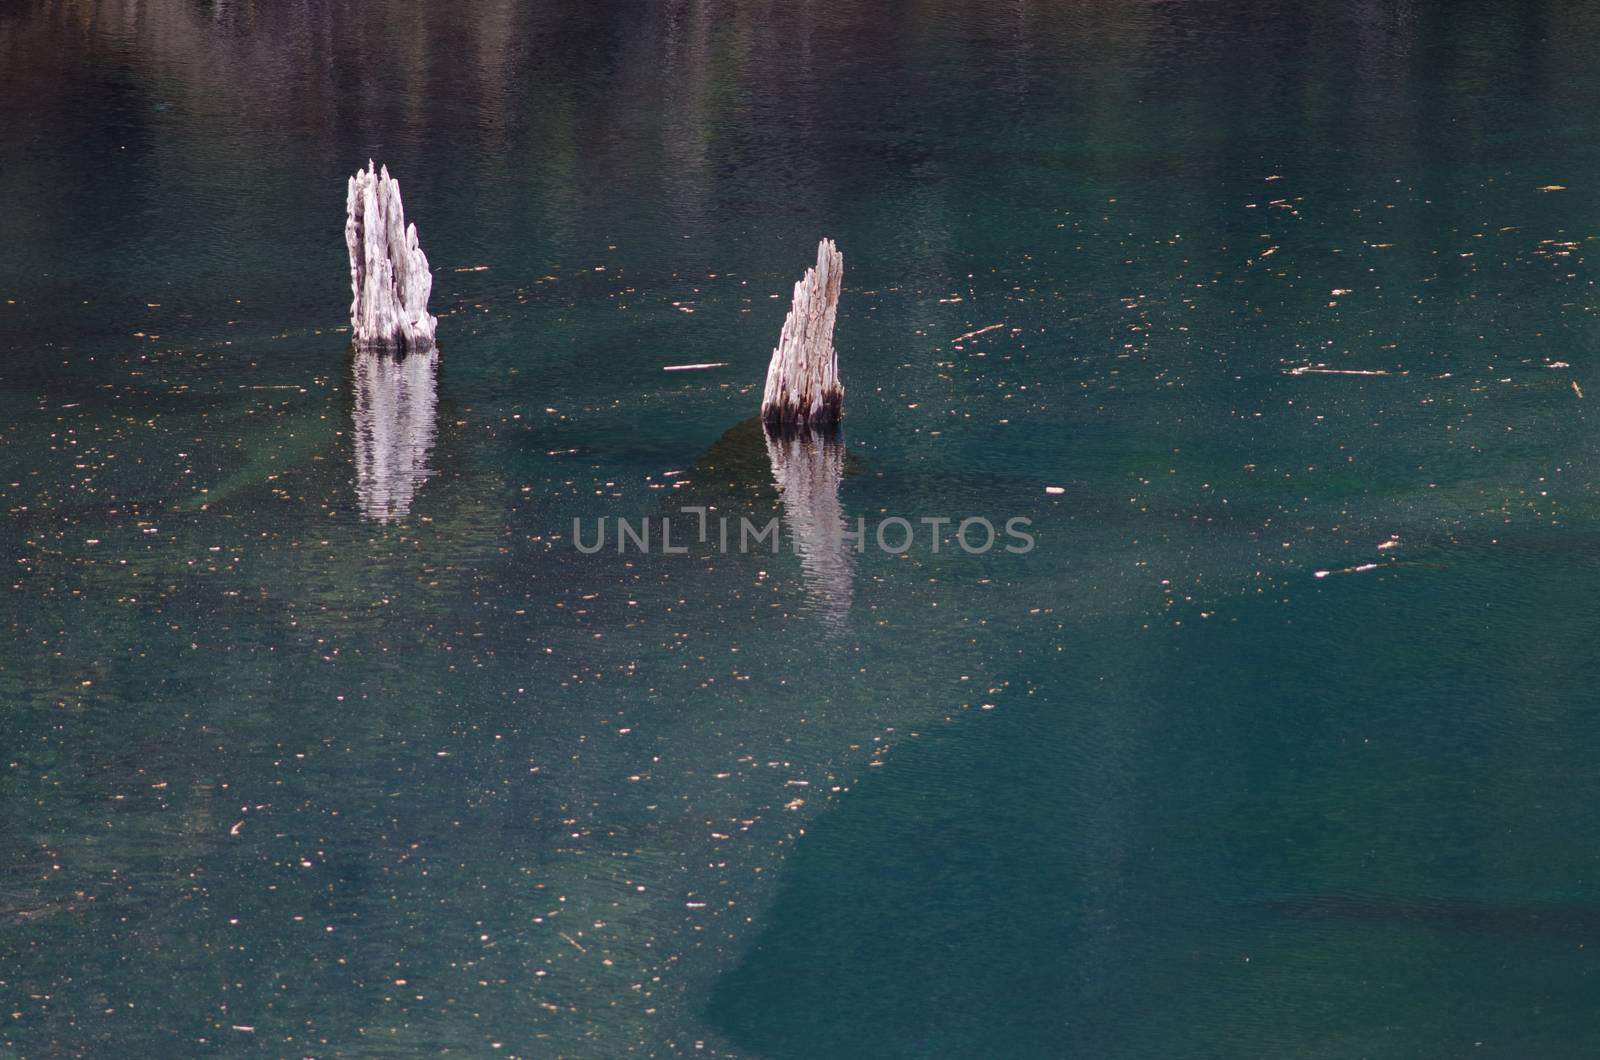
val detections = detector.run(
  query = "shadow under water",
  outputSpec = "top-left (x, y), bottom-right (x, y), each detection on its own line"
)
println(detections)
top-left (669, 416), bottom-right (860, 629)
top-left (350, 347), bottom-right (440, 522)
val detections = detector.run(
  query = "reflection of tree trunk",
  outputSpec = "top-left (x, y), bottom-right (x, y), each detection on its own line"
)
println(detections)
top-left (351, 349), bottom-right (439, 522)
top-left (765, 425), bottom-right (852, 627)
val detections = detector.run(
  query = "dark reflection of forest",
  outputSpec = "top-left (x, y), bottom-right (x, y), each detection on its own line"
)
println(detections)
top-left (5, 0), bottom-right (1593, 359)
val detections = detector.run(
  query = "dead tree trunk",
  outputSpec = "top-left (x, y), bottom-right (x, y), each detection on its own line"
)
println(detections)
top-left (345, 161), bottom-right (437, 352)
top-left (761, 238), bottom-right (843, 429)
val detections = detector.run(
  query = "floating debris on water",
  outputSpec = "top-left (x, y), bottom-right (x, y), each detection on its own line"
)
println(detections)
top-left (1286, 365), bottom-right (1392, 377)
top-left (1315, 562), bottom-right (1382, 579)
top-left (952, 323), bottom-right (1004, 343)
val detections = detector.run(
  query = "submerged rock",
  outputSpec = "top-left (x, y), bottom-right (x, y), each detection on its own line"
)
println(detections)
top-left (345, 161), bottom-right (437, 351)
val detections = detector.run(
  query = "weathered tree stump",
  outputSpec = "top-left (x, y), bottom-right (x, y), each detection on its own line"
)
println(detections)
top-left (761, 238), bottom-right (843, 429)
top-left (345, 161), bottom-right (437, 351)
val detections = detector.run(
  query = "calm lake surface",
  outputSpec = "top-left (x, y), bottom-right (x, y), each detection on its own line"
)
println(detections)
top-left (5, 1), bottom-right (1600, 1055)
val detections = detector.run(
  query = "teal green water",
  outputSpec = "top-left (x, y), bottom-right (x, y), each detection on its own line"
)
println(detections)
top-left (4, 1), bottom-right (1600, 1055)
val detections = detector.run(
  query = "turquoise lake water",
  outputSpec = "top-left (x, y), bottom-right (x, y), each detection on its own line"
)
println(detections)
top-left (4, 1), bottom-right (1600, 1055)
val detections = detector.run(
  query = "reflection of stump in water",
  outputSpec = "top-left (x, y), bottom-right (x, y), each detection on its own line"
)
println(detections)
top-left (764, 425), bottom-right (853, 628)
top-left (351, 349), bottom-right (439, 521)
top-left (674, 417), bottom-right (859, 628)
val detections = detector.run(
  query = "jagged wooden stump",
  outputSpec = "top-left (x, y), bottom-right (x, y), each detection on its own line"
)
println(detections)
top-left (761, 238), bottom-right (843, 429)
top-left (345, 161), bottom-right (437, 352)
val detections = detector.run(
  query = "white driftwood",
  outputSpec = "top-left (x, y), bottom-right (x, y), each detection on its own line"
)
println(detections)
top-left (345, 161), bottom-right (437, 351)
top-left (352, 347), bottom-right (439, 521)
top-left (761, 239), bottom-right (843, 429)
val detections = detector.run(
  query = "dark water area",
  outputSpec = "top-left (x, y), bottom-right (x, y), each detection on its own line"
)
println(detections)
top-left (4, 1), bottom-right (1600, 1055)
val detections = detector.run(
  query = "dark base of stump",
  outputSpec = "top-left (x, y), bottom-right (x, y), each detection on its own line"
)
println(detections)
top-left (761, 392), bottom-right (843, 433)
